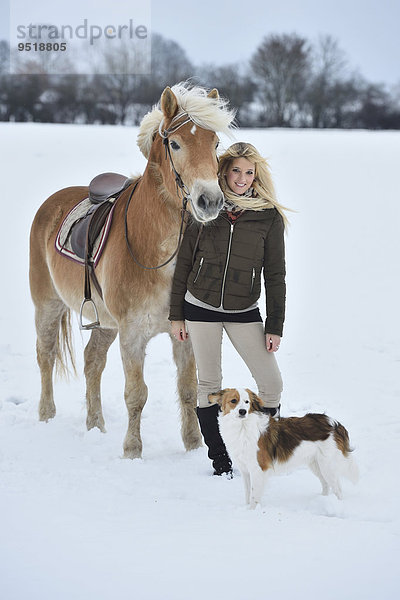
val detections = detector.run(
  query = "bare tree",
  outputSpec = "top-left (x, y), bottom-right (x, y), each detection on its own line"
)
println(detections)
top-left (0, 41), bottom-right (10, 119)
top-left (196, 63), bottom-right (254, 125)
top-left (307, 35), bottom-right (349, 127)
top-left (0, 40), bottom-right (9, 74)
top-left (250, 33), bottom-right (311, 126)
top-left (86, 33), bottom-right (194, 124)
top-left (352, 82), bottom-right (400, 129)
top-left (150, 33), bottom-right (194, 88)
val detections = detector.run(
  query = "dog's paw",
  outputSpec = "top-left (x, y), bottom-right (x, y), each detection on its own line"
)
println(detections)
top-left (309, 495), bottom-right (345, 518)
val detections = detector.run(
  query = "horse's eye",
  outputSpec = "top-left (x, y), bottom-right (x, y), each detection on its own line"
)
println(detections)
top-left (170, 140), bottom-right (180, 151)
top-left (215, 141), bottom-right (219, 150)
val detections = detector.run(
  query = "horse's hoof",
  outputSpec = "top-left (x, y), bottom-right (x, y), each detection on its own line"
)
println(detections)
top-left (39, 405), bottom-right (56, 422)
top-left (123, 433), bottom-right (142, 459)
top-left (184, 436), bottom-right (203, 451)
top-left (123, 448), bottom-right (142, 459)
top-left (123, 439), bottom-right (142, 459)
top-left (86, 414), bottom-right (106, 433)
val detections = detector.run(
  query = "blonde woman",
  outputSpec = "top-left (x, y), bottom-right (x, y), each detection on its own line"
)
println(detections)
top-left (169, 142), bottom-right (288, 476)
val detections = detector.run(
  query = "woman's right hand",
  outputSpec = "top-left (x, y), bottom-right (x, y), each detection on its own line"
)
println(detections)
top-left (170, 320), bottom-right (189, 342)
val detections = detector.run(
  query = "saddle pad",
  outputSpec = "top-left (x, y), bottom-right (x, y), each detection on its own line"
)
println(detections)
top-left (55, 197), bottom-right (116, 266)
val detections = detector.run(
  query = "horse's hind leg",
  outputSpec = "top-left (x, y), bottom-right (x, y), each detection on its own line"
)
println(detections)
top-left (35, 299), bottom-right (69, 421)
top-left (84, 327), bottom-right (118, 432)
top-left (170, 336), bottom-right (202, 451)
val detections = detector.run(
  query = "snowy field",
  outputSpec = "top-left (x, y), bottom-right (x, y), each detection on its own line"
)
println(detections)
top-left (0, 122), bottom-right (399, 600)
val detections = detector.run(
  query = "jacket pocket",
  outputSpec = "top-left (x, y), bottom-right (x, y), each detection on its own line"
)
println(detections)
top-left (193, 257), bottom-right (204, 284)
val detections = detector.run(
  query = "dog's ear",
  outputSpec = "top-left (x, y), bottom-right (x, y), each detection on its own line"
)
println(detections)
top-left (246, 389), bottom-right (265, 412)
top-left (208, 390), bottom-right (227, 405)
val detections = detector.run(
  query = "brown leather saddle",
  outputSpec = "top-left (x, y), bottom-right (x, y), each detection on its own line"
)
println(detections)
top-left (70, 172), bottom-right (132, 260)
top-left (70, 172), bottom-right (132, 329)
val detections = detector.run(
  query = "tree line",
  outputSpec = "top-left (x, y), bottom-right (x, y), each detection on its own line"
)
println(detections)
top-left (1, 32), bottom-right (399, 129)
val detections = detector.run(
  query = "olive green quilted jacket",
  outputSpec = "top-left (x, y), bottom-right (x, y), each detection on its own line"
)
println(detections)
top-left (169, 208), bottom-right (286, 336)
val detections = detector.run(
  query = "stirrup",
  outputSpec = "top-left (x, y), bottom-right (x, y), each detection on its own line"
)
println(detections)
top-left (79, 298), bottom-right (100, 330)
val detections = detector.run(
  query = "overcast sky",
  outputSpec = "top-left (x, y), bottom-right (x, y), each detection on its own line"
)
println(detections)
top-left (151, 0), bottom-right (399, 85)
top-left (2, 0), bottom-right (399, 85)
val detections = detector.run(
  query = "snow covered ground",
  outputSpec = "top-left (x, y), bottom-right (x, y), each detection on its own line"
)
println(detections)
top-left (0, 123), bottom-right (399, 600)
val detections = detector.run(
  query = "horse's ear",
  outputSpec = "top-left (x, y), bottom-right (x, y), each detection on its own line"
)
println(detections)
top-left (161, 86), bottom-right (179, 119)
top-left (207, 88), bottom-right (219, 100)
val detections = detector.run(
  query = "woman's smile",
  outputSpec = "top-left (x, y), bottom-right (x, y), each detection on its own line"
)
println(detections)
top-left (226, 157), bottom-right (255, 195)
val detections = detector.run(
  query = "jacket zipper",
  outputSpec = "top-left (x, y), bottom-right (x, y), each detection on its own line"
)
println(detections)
top-left (193, 257), bottom-right (204, 283)
top-left (250, 268), bottom-right (255, 293)
top-left (219, 222), bottom-right (234, 308)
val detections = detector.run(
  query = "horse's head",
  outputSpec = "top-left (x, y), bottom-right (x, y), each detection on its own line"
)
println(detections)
top-left (139, 83), bottom-right (236, 224)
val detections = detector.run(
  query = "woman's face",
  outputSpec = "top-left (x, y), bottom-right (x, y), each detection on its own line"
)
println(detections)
top-left (225, 157), bottom-right (255, 195)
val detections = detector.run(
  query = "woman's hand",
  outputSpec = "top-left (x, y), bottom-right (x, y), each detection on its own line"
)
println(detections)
top-left (266, 333), bottom-right (281, 353)
top-left (171, 320), bottom-right (189, 342)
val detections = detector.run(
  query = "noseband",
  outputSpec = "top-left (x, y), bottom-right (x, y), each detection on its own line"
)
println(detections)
top-left (124, 113), bottom-right (194, 270)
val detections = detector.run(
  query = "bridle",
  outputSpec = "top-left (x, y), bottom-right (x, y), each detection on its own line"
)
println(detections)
top-left (124, 112), bottom-right (195, 270)
top-left (159, 113), bottom-right (194, 202)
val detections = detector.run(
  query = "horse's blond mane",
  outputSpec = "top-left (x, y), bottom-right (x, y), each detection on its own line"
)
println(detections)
top-left (137, 81), bottom-right (236, 158)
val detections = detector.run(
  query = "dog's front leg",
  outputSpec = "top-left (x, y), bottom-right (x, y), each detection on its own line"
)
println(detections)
top-left (240, 468), bottom-right (251, 505)
top-left (249, 467), bottom-right (267, 509)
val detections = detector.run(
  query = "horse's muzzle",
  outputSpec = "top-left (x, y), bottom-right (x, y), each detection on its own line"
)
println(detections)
top-left (190, 181), bottom-right (224, 223)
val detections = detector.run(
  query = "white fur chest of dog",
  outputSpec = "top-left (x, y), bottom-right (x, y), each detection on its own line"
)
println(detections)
top-left (209, 388), bottom-right (359, 509)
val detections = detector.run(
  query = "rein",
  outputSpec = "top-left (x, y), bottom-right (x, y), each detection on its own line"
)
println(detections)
top-left (124, 113), bottom-right (193, 270)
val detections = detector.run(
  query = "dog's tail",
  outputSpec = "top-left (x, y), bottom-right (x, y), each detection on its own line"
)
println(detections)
top-left (333, 421), bottom-right (359, 484)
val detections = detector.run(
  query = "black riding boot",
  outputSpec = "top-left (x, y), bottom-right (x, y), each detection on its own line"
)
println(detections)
top-left (196, 404), bottom-right (233, 477)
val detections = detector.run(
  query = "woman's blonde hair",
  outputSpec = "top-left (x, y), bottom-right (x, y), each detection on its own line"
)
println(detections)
top-left (218, 142), bottom-right (289, 227)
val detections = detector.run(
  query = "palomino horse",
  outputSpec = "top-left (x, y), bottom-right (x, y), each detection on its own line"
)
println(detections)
top-left (29, 82), bottom-right (235, 458)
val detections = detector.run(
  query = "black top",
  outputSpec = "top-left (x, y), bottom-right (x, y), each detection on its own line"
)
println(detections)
top-left (184, 300), bottom-right (262, 323)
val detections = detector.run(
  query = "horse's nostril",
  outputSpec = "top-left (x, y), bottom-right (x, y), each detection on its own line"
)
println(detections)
top-left (198, 194), bottom-right (207, 210)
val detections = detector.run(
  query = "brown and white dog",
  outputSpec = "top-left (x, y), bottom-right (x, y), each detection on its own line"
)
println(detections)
top-left (208, 388), bottom-right (359, 509)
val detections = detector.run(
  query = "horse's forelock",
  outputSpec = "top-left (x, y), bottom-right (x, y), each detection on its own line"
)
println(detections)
top-left (170, 82), bottom-right (236, 135)
top-left (137, 82), bottom-right (236, 158)
top-left (137, 108), bottom-right (163, 159)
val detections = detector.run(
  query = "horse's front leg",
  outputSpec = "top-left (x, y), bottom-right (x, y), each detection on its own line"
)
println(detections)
top-left (170, 335), bottom-right (202, 451)
top-left (84, 327), bottom-right (118, 432)
top-left (119, 328), bottom-right (148, 459)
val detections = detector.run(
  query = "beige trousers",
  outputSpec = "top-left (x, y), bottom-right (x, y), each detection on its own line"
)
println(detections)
top-left (186, 321), bottom-right (283, 409)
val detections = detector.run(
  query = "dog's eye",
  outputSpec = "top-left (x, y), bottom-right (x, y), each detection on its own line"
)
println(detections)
top-left (245, 400), bottom-right (249, 404)
top-left (231, 399), bottom-right (238, 404)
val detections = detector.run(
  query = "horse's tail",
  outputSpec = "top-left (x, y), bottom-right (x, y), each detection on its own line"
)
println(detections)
top-left (55, 308), bottom-right (77, 379)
